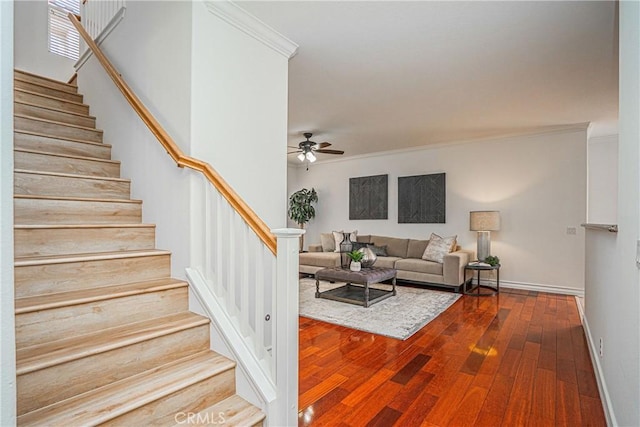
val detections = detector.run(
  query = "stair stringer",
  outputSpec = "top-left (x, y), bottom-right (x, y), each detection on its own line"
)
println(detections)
top-left (186, 268), bottom-right (277, 418)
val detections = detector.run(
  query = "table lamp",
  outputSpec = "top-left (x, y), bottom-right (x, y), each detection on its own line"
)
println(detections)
top-left (470, 211), bottom-right (501, 261)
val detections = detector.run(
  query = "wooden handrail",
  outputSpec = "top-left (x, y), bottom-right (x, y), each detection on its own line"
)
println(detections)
top-left (69, 13), bottom-right (277, 254)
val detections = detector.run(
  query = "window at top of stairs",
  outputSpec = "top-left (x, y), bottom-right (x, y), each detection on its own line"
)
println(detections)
top-left (48, 0), bottom-right (80, 61)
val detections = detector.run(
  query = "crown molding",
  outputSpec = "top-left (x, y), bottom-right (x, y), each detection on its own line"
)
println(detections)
top-left (289, 122), bottom-right (590, 168)
top-left (205, 1), bottom-right (298, 60)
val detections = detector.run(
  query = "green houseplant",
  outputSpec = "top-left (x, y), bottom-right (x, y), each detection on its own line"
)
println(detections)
top-left (288, 188), bottom-right (318, 251)
top-left (485, 255), bottom-right (500, 267)
top-left (347, 250), bottom-right (364, 271)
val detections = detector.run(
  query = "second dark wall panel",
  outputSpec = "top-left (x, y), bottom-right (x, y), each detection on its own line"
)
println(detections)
top-left (349, 174), bottom-right (388, 220)
top-left (398, 173), bottom-right (446, 223)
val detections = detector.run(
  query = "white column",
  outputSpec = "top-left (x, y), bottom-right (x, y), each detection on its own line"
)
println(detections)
top-left (271, 228), bottom-right (304, 427)
top-left (0, 1), bottom-right (16, 425)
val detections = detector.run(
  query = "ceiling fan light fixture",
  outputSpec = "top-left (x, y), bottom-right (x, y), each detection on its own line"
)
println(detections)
top-left (306, 151), bottom-right (317, 162)
top-left (297, 152), bottom-right (305, 162)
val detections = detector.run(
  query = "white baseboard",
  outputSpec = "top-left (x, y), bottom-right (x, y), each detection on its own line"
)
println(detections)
top-left (579, 306), bottom-right (617, 426)
top-left (479, 278), bottom-right (585, 297)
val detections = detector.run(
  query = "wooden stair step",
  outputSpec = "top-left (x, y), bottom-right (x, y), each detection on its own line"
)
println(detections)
top-left (17, 312), bottom-right (211, 415)
top-left (14, 89), bottom-right (90, 115)
top-left (15, 278), bottom-right (189, 348)
top-left (14, 249), bottom-right (172, 298)
top-left (15, 195), bottom-right (142, 224)
top-left (15, 277), bottom-right (186, 314)
top-left (14, 224), bottom-right (156, 257)
top-left (15, 101), bottom-right (96, 128)
top-left (17, 311), bottom-right (209, 374)
top-left (182, 395), bottom-right (265, 427)
top-left (17, 351), bottom-right (236, 427)
top-left (14, 131), bottom-right (111, 159)
top-left (14, 169), bottom-right (131, 199)
top-left (14, 79), bottom-right (82, 102)
top-left (15, 115), bottom-right (103, 143)
top-left (15, 70), bottom-right (78, 94)
top-left (14, 148), bottom-right (120, 177)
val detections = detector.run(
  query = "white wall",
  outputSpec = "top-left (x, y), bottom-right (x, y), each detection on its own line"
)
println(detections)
top-left (584, 2), bottom-right (640, 425)
top-left (587, 135), bottom-right (618, 224)
top-left (77, 0), bottom-right (193, 278)
top-left (14, 0), bottom-right (75, 81)
top-left (190, 1), bottom-right (290, 229)
top-left (0, 2), bottom-right (16, 424)
top-left (291, 128), bottom-right (588, 293)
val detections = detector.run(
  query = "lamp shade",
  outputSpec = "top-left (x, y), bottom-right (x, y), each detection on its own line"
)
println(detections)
top-left (470, 211), bottom-right (501, 231)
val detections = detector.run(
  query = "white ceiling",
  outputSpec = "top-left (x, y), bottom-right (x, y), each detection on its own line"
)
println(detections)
top-left (240, 1), bottom-right (619, 162)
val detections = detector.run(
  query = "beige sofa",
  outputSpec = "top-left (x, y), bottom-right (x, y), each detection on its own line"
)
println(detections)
top-left (299, 234), bottom-right (473, 292)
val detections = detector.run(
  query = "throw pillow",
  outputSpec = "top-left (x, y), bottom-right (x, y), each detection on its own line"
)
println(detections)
top-left (320, 233), bottom-right (336, 252)
top-left (422, 233), bottom-right (457, 263)
top-left (351, 241), bottom-right (369, 251)
top-left (368, 244), bottom-right (388, 257)
top-left (332, 230), bottom-right (358, 252)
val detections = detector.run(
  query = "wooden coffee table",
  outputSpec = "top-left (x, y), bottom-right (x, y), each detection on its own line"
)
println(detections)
top-left (315, 267), bottom-right (397, 308)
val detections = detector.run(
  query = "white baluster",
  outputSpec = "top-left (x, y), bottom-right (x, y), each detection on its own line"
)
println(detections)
top-left (239, 225), bottom-right (250, 338)
top-left (203, 179), bottom-right (212, 280)
top-left (253, 241), bottom-right (265, 360)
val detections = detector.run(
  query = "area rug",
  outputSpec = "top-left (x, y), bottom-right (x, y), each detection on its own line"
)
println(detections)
top-left (299, 278), bottom-right (461, 340)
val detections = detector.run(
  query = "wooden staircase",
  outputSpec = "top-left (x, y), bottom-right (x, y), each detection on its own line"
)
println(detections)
top-left (13, 69), bottom-right (265, 426)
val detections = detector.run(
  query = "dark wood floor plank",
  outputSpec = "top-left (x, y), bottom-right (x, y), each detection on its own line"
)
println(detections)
top-left (298, 289), bottom-right (606, 427)
top-left (365, 406), bottom-right (402, 427)
top-left (390, 353), bottom-right (431, 384)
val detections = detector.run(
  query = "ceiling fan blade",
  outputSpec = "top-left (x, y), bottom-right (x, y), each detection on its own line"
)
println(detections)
top-left (315, 149), bottom-right (344, 155)
top-left (288, 150), bottom-right (302, 154)
top-left (317, 142), bottom-right (332, 149)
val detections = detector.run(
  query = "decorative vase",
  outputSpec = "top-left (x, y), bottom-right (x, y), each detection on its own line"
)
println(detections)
top-left (358, 247), bottom-right (377, 268)
top-left (340, 233), bottom-right (353, 269)
top-left (350, 261), bottom-right (361, 272)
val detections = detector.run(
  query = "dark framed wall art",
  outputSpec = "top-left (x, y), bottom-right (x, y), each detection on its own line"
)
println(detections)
top-left (398, 173), bottom-right (446, 223)
top-left (349, 174), bottom-right (388, 220)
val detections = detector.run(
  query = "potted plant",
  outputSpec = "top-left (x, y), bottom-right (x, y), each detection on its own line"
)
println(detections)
top-left (347, 250), bottom-right (365, 271)
top-left (485, 255), bottom-right (500, 267)
top-left (288, 188), bottom-right (318, 251)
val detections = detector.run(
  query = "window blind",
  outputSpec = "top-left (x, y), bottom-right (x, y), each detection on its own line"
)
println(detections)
top-left (48, 0), bottom-right (80, 60)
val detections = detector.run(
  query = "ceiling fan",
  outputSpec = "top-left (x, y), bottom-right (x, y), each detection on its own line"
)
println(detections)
top-left (288, 132), bottom-right (344, 164)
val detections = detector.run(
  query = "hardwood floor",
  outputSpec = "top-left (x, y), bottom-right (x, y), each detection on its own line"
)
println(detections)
top-left (298, 288), bottom-right (605, 426)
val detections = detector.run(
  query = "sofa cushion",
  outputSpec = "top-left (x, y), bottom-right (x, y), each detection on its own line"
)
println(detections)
top-left (372, 256), bottom-right (402, 269)
top-left (395, 258), bottom-right (443, 275)
top-left (357, 235), bottom-right (371, 243)
top-left (320, 233), bottom-right (335, 252)
top-left (299, 252), bottom-right (340, 268)
top-left (407, 239), bottom-right (429, 259)
top-left (422, 233), bottom-right (457, 263)
top-left (332, 230), bottom-right (358, 253)
top-left (370, 235), bottom-right (409, 258)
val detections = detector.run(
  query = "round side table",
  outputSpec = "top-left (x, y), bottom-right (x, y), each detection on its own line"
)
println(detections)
top-left (464, 263), bottom-right (500, 296)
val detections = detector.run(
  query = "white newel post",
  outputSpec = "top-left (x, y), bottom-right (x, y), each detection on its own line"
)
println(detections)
top-left (271, 228), bottom-right (304, 427)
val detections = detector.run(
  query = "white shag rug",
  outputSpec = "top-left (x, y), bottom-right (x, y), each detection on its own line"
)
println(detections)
top-left (299, 277), bottom-right (461, 340)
